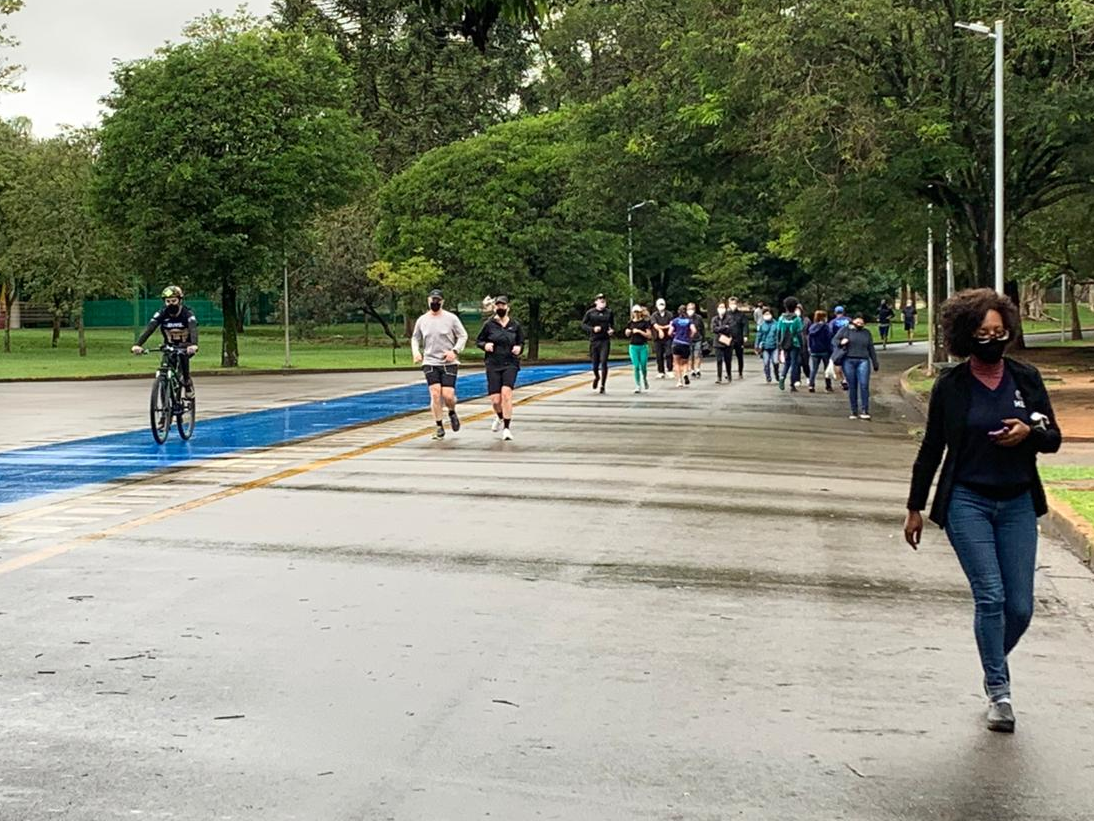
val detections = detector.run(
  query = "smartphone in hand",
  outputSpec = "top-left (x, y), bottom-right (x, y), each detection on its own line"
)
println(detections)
top-left (988, 425), bottom-right (1010, 439)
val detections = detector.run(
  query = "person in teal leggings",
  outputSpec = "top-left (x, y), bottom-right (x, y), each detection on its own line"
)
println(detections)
top-left (624, 305), bottom-right (653, 393)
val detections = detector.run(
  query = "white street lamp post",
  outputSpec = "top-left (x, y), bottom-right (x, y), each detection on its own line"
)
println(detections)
top-left (927, 201), bottom-right (935, 373)
top-left (956, 19), bottom-right (1005, 295)
top-left (627, 200), bottom-right (654, 306)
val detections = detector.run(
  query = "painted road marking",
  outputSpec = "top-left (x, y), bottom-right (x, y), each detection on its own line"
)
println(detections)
top-left (0, 363), bottom-right (592, 506)
top-left (0, 375), bottom-right (589, 575)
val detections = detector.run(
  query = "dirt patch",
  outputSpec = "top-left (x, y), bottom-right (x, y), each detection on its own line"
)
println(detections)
top-left (1013, 347), bottom-right (1094, 440)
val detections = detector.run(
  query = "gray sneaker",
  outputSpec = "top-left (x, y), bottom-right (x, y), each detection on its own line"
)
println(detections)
top-left (986, 699), bottom-right (1016, 733)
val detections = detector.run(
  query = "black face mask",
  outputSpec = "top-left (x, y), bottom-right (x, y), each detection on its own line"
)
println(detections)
top-left (973, 337), bottom-right (1007, 364)
top-left (495, 308), bottom-right (508, 318)
top-left (165, 302), bottom-right (181, 316)
top-left (429, 300), bottom-right (442, 312)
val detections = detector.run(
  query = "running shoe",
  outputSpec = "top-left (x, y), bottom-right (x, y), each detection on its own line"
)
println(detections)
top-left (849, 414), bottom-right (858, 420)
top-left (987, 699), bottom-right (1015, 733)
top-left (643, 379), bottom-right (649, 390)
top-left (432, 427), bottom-right (446, 440)
top-left (502, 428), bottom-right (513, 441)
top-left (599, 386), bottom-right (606, 395)
top-left (491, 417), bottom-right (502, 433)
top-left (592, 376), bottom-right (600, 391)
top-left (716, 379), bottom-right (723, 384)
top-left (684, 374), bottom-right (690, 385)
top-left (859, 413), bottom-right (871, 420)
top-left (634, 387), bottom-right (641, 394)
top-left (778, 380), bottom-right (785, 391)
top-left (808, 387), bottom-right (816, 393)
top-left (658, 373), bottom-right (666, 379)
top-left (449, 411), bottom-right (461, 432)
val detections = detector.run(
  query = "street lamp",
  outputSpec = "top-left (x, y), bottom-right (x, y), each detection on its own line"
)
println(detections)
top-left (627, 200), bottom-right (654, 306)
top-left (955, 19), bottom-right (1005, 295)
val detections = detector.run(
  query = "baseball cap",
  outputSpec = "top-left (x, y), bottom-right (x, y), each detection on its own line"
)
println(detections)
top-left (428, 289), bottom-right (444, 299)
top-left (834, 305), bottom-right (845, 314)
top-left (494, 294), bottom-right (509, 305)
top-left (594, 293), bottom-right (606, 301)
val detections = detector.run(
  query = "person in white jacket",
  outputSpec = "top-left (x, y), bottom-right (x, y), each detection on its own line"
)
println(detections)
top-left (412, 289), bottom-right (469, 440)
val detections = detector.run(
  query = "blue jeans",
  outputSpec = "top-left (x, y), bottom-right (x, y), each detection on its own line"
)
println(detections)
top-left (779, 348), bottom-right (801, 385)
top-left (760, 349), bottom-right (778, 380)
top-left (945, 485), bottom-right (1038, 701)
top-left (844, 358), bottom-right (871, 414)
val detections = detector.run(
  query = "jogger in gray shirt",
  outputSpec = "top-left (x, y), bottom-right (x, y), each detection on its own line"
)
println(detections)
top-left (412, 289), bottom-right (469, 440)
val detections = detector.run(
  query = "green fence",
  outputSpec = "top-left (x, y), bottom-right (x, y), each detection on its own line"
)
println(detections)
top-left (84, 299), bottom-right (226, 328)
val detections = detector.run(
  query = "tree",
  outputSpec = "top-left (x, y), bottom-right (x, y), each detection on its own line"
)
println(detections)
top-left (95, 12), bottom-right (372, 367)
top-left (273, 0), bottom-right (534, 174)
top-left (377, 111), bottom-right (622, 358)
top-left (0, 116), bottom-right (29, 353)
top-left (0, 0), bottom-right (24, 94)
top-left (4, 131), bottom-right (127, 355)
top-left (676, 1), bottom-right (1094, 289)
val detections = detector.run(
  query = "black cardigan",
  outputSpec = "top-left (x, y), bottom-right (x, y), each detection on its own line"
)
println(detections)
top-left (907, 358), bottom-right (1062, 527)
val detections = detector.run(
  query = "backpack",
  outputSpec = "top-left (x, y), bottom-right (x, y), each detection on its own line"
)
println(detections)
top-left (778, 317), bottom-right (797, 351)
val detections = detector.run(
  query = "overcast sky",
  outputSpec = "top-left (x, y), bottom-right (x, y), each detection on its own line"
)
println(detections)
top-left (0, 1), bottom-right (275, 138)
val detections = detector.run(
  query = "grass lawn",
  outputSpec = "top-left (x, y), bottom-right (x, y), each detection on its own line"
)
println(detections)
top-left (1049, 489), bottom-right (1094, 533)
top-left (0, 325), bottom-right (611, 379)
top-left (1042, 467), bottom-right (1094, 533)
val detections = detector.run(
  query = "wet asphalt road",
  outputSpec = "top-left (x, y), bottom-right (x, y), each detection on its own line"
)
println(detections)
top-left (3, 347), bottom-right (1094, 820)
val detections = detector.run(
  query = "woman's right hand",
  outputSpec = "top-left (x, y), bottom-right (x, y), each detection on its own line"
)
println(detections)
top-left (484, 342), bottom-right (495, 353)
top-left (903, 510), bottom-right (923, 550)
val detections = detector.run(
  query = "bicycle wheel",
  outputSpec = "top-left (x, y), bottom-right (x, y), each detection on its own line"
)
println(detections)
top-left (150, 375), bottom-right (171, 444)
top-left (177, 390), bottom-right (196, 440)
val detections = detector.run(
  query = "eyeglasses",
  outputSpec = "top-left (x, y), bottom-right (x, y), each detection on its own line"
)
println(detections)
top-left (973, 330), bottom-right (1010, 342)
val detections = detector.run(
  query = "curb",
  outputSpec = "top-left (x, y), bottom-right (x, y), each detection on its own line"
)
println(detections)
top-left (1045, 492), bottom-right (1094, 566)
top-left (899, 365), bottom-right (929, 419)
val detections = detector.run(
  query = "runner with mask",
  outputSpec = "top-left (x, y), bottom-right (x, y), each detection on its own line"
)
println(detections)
top-left (650, 298), bottom-right (674, 379)
top-left (670, 305), bottom-right (696, 387)
top-left (687, 302), bottom-right (705, 379)
top-left (411, 289), bottom-right (469, 440)
top-left (581, 293), bottom-right (615, 394)
top-left (475, 295), bottom-right (523, 440)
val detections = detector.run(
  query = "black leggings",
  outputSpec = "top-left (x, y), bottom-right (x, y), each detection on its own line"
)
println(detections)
top-left (716, 344), bottom-right (744, 381)
top-left (590, 339), bottom-right (610, 383)
top-left (653, 337), bottom-right (672, 374)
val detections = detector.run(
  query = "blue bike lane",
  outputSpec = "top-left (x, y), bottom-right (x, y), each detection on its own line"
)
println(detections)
top-left (0, 364), bottom-right (591, 508)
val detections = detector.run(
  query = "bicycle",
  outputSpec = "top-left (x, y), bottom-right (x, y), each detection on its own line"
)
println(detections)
top-left (140, 344), bottom-right (197, 444)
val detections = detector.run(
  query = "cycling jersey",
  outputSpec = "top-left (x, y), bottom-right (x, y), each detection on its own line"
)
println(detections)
top-left (137, 305), bottom-right (199, 347)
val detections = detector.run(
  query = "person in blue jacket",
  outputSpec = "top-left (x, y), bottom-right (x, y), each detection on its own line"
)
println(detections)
top-left (807, 309), bottom-right (834, 393)
top-left (753, 307), bottom-right (779, 383)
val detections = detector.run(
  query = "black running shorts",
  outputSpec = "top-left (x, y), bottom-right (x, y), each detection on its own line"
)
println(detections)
top-left (486, 366), bottom-right (519, 395)
top-left (672, 343), bottom-right (691, 359)
top-left (423, 364), bottom-right (458, 388)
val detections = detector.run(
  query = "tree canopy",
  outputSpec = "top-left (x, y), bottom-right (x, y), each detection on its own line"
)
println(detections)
top-left (96, 12), bottom-right (372, 366)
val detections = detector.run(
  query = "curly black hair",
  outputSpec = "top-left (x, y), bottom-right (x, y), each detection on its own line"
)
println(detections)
top-left (941, 288), bottom-right (1020, 358)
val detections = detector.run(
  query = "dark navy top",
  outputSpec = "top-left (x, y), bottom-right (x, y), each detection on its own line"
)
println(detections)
top-left (954, 369), bottom-right (1034, 499)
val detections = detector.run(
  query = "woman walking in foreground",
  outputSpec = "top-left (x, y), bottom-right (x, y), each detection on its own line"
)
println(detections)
top-left (904, 289), bottom-right (1062, 733)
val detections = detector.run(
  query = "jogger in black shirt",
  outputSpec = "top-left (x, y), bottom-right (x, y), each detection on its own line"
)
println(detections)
top-left (476, 295), bottom-right (523, 440)
top-left (581, 293), bottom-right (615, 394)
top-left (650, 298), bottom-right (674, 379)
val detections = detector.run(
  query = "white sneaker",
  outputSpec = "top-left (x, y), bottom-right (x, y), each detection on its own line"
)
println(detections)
top-left (859, 413), bottom-right (871, 420)
top-left (634, 387), bottom-right (641, 394)
top-left (849, 414), bottom-right (859, 420)
top-left (491, 417), bottom-right (502, 432)
top-left (658, 373), bottom-right (666, 379)
top-left (502, 428), bottom-right (513, 441)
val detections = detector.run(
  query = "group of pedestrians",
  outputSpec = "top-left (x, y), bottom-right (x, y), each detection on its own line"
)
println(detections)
top-left (752, 297), bottom-right (881, 419)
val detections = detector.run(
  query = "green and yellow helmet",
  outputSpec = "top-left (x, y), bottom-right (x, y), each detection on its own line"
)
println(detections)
top-left (160, 285), bottom-right (184, 301)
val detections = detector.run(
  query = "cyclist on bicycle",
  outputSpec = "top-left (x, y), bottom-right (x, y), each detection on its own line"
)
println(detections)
top-left (131, 285), bottom-right (199, 398)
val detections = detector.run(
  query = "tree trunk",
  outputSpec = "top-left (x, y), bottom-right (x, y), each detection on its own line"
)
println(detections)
top-left (235, 298), bottom-right (246, 335)
top-left (900, 283), bottom-right (908, 307)
top-left (527, 297), bottom-right (542, 360)
top-left (1005, 280), bottom-right (1026, 350)
top-left (76, 306), bottom-right (87, 357)
top-left (2, 285), bottom-right (15, 354)
top-left (1070, 281), bottom-right (1083, 341)
top-left (221, 279), bottom-right (239, 367)
top-left (51, 315), bottom-right (61, 348)
top-left (364, 305), bottom-right (398, 345)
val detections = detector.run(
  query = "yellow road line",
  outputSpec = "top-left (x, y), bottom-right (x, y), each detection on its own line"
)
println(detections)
top-left (0, 377), bottom-right (588, 577)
